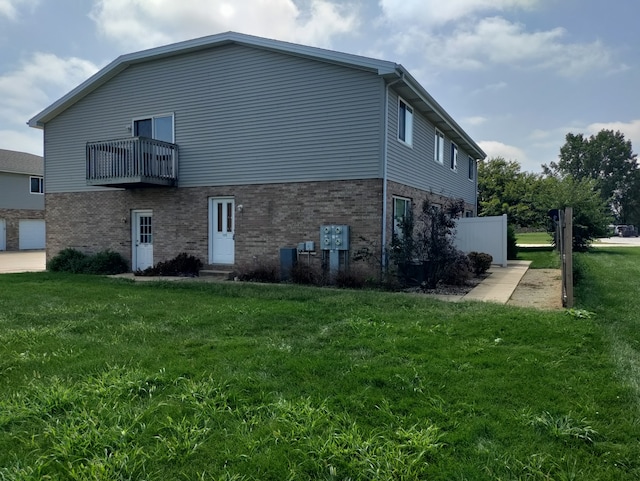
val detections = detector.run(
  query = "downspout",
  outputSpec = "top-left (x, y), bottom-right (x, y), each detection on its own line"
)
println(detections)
top-left (381, 73), bottom-right (403, 271)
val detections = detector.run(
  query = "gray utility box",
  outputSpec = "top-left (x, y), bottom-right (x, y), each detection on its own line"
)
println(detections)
top-left (279, 247), bottom-right (298, 281)
top-left (320, 225), bottom-right (350, 251)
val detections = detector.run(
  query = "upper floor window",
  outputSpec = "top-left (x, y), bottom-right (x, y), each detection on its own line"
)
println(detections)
top-left (434, 130), bottom-right (445, 164)
top-left (30, 176), bottom-right (43, 194)
top-left (133, 113), bottom-right (174, 143)
top-left (451, 143), bottom-right (458, 171)
top-left (468, 156), bottom-right (475, 180)
top-left (398, 99), bottom-right (413, 146)
top-left (393, 196), bottom-right (412, 239)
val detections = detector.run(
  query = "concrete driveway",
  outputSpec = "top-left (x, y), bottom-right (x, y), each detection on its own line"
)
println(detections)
top-left (0, 250), bottom-right (46, 273)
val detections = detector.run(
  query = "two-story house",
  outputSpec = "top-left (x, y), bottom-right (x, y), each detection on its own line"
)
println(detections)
top-left (28, 31), bottom-right (485, 273)
top-left (0, 149), bottom-right (45, 251)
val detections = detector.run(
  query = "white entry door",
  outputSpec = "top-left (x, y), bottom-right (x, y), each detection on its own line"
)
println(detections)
top-left (132, 210), bottom-right (153, 271)
top-left (209, 198), bottom-right (235, 264)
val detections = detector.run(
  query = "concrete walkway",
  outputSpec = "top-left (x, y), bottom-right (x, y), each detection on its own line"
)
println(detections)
top-left (463, 260), bottom-right (531, 304)
top-left (0, 250), bottom-right (46, 273)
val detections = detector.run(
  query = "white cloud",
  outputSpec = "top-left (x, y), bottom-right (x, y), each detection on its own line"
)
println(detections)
top-left (0, 129), bottom-right (42, 155)
top-left (400, 17), bottom-right (612, 76)
top-left (463, 116), bottom-right (488, 126)
top-left (90, 0), bottom-right (359, 50)
top-left (0, 52), bottom-right (98, 132)
top-left (478, 140), bottom-right (527, 163)
top-left (585, 120), bottom-right (640, 151)
top-left (0, 0), bottom-right (38, 20)
top-left (379, 0), bottom-right (538, 27)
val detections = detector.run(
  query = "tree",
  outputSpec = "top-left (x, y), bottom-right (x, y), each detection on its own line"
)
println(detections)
top-left (478, 157), bottom-right (547, 228)
top-left (541, 176), bottom-right (611, 251)
top-left (543, 130), bottom-right (640, 225)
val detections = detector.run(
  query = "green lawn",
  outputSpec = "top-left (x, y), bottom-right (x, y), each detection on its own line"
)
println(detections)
top-left (517, 246), bottom-right (561, 268)
top-left (0, 258), bottom-right (638, 480)
top-left (516, 231), bottom-right (553, 245)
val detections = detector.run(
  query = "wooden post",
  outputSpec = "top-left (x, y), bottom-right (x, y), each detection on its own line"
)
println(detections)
top-left (563, 207), bottom-right (574, 308)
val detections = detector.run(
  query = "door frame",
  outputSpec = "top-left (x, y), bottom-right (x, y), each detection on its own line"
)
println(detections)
top-left (131, 209), bottom-right (153, 271)
top-left (208, 197), bottom-right (235, 264)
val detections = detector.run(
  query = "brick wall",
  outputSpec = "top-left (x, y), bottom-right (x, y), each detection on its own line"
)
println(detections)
top-left (45, 180), bottom-right (384, 272)
top-left (385, 180), bottom-right (476, 246)
top-left (0, 208), bottom-right (45, 251)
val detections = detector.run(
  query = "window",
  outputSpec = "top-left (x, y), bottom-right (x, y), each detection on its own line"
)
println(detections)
top-left (468, 156), bottom-right (475, 180)
top-left (30, 176), bottom-right (43, 194)
top-left (434, 130), bottom-right (444, 164)
top-left (398, 99), bottom-right (413, 146)
top-left (133, 114), bottom-right (174, 142)
top-left (450, 143), bottom-right (458, 171)
top-left (393, 196), bottom-right (412, 238)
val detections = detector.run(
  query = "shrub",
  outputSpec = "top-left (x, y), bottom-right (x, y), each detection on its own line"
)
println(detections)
top-left (290, 263), bottom-right (324, 285)
top-left (441, 250), bottom-right (473, 286)
top-left (48, 248), bottom-right (89, 273)
top-left (335, 269), bottom-right (366, 289)
top-left (85, 250), bottom-right (129, 275)
top-left (48, 248), bottom-right (129, 275)
top-left (236, 262), bottom-right (279, 283)
top-left (137, 253), bottom-right (203, 277)
top-left (468, 252), bottom-right (493, 276)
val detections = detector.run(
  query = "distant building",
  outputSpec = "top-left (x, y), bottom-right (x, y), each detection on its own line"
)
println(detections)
top-left (0, 149), bottom-right (45, 250)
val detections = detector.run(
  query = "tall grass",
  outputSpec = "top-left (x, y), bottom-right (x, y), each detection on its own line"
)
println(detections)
top-left (0, 269), bottom-right (638, 479)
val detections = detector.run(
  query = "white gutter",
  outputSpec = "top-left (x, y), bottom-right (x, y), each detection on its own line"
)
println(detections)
top-left (381, 74), bottom-right (403, 271)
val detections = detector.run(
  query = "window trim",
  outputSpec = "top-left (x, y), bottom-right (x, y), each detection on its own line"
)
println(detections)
top-left (131, 112), bottom-right (175, 143)
top-left (434, 129), bottom-right (445, 164)
top-left (392, 196), bottom-right (412, 239)
top-left (450, 143), bottom-right (458, 171)
top-left (397, 98), bottom-right (414, 147)
top-left (29, 176), bottom-right (44, 195)
top-left (468, 156), bottom-right (475, 181)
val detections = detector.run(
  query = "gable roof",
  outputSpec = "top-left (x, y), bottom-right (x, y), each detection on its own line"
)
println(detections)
top-left (0, 149), bottom-right (43, 175)
top-left (27, 31), bottom-right (485, 160)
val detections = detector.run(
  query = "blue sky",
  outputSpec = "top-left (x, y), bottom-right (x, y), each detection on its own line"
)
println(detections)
top-left (1, 0), bottom-right (638, 172)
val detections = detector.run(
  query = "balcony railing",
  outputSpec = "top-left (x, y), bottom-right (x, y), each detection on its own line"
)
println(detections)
top-left (86, 137), bottom-right (178, 188)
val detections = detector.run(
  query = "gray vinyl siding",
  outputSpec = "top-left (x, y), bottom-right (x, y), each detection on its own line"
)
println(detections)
top-left (44, 44), bottom-right (385, 193)
top-left (0, 172), bottom-right (44, 210)
top-left (386, 91), bottom-right (477, 206)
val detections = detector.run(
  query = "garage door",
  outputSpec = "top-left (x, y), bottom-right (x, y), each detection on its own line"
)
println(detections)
top-left (0, 219), bottom-right (5, 251)
top-left (19, 219), bottom-right (46, 250)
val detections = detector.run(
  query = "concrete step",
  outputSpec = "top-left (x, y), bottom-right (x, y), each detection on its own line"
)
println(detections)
top-left (199, 269), bottom-right (234, 280)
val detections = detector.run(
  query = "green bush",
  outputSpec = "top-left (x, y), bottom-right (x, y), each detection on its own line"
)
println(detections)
top-left (85, 250), bottom-right (129, 275)
top-left (441, 251), bottom-right (473, 286)
top-left (48, 248), bottom-right (89, 273)
top-left (468, 251), bottom-right (493, 276)
top-left (137, 253), bottom-right (203, 277)
top-left (290, 263), bottom-right (325, 285)
top-left (237, 262), bottom-right (279, 283)
top-left (48, 248), bottom-right (128, 275)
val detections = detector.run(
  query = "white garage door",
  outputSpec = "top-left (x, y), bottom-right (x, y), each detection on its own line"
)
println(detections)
top-left (0, 219), bottom-right (5, 251)
top-left (19, 219), bottom-right (46, 250)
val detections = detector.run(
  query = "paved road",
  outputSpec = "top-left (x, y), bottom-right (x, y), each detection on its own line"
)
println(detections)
top-left (0, 251), bottom-right (46, 273)
top-left (594, 236), bottom-right (640, 247)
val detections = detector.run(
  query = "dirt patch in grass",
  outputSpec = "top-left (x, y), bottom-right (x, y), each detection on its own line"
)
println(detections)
top-left (507, 268), bottom-right (563, 310)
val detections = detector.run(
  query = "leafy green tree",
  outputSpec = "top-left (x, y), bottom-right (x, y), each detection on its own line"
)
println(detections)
top-left (478, 157), bottom-right (546, 228)
top-left (541, 176), bottom-right (611, 251)
top-left (543, 130), bottom-right (640, 225)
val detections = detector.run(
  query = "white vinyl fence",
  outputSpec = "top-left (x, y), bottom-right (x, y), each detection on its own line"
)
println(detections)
top-left (454, 214), bottom-right (508, 267)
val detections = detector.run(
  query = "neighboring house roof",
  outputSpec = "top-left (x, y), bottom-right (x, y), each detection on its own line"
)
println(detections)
top-left (28, 31), bottom-right (486, 160)
top-left (0, 149), bottom-right (44, 175)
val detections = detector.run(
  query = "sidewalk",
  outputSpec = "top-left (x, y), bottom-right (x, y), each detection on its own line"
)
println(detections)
top-left (463, 260), bottom-right (531, 304)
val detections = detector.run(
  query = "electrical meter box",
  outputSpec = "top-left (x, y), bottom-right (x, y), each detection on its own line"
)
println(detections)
top-left (320, 225), bottom-right (350, 251)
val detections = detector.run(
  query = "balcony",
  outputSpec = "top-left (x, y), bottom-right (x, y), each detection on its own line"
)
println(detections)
top-left (86, 137), bottom-right (178, 188)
